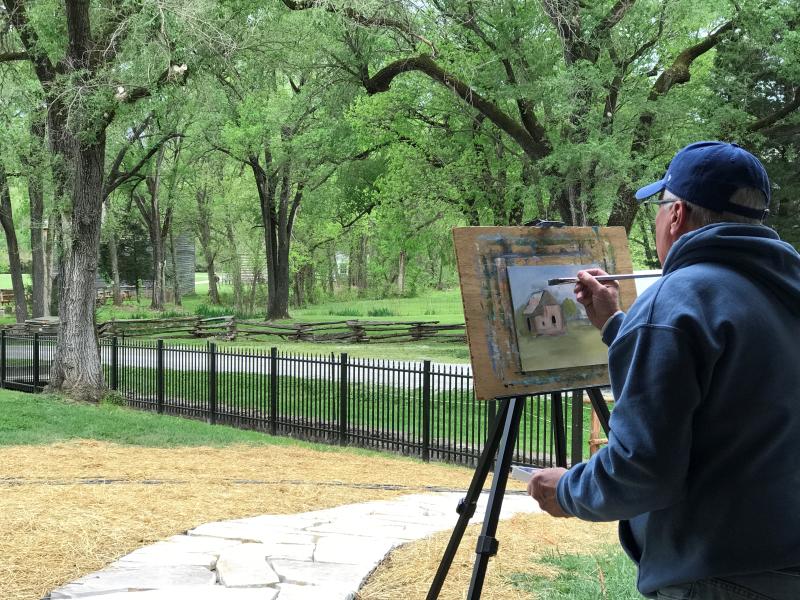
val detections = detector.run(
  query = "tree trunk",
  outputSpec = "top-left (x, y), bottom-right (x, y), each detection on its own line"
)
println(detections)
top-left (358, 234), bottom-right (368, 290)
top-left (150, 220), bottom-right (165, 311)
top-left (196, 188), bottom-right (219, 304)
top-left (205, 259), bottom-right (219, 305)
top-left (225, 222), bottom-right (243, 312)
top-left (0, 162), bottom-right (29, 323)
top-left (327, 244), bottom-right (335, 295)
top-left (607, 186), bottom-right (640, 233)
top-left (348, 237), bottom-right (357, 288)
top-left (268, 165), bottom-right (293, 319)
top-left (397, 250), bottom-right (406, 295)
top-left (46, 209), bottom-right (63, 316)
top-left (48, 137), bottom-right (106, 401)
top-left (108, 229), bottom-right (122, 305)
top-left (304, 263), bottom-right (314, 305)
top-left (251, 155), bottom-right (279, 319)
top-left (293, 268), bottom-right (303, 308)
top-left (637, 211), bottom-right (659, 268)
top-left (248, 272), bottom-right (260, 313)
top-left (28, 119), bottom-right (48, 318)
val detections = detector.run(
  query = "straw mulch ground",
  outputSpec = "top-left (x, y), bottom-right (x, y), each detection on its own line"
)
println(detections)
top-left (359, 513), bottom-right (618, 599)
top-left (1, 440), bottom-right (616, 600)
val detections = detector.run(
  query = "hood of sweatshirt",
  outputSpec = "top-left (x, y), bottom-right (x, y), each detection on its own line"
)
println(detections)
top-left (662, 223), bottom-right (800, 314)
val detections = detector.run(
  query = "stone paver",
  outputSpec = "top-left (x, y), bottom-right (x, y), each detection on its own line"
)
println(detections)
top-left (46, 491), bottom-right (539, 599)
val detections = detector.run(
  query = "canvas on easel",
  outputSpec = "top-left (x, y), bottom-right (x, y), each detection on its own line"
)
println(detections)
top-left (453, 226), bottom-right (637, 400)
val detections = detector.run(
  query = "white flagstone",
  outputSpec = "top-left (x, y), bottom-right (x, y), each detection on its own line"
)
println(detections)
top-left (46, 491), bottom-right (540, 599)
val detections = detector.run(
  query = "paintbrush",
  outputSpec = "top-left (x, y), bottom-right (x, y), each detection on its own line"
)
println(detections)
top-left (547, 272), bottom-right (662, 285)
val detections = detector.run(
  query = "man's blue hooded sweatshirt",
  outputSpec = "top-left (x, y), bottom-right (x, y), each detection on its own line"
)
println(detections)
top-left (556, 223), bottom-right (800, 596)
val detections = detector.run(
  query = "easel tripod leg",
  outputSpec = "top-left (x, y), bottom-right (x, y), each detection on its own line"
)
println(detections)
top-left (426, 398), bottom-right (513, 600)
top-left (466, 396), bottom-right (525, 599)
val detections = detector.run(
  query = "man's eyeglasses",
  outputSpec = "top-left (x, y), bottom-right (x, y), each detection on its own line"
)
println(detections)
top-left (641, 199), bottom-right (674, 208)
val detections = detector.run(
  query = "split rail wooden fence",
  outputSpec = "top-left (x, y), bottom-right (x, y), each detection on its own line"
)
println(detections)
top-left (2, 316), bottom-right (465, 344)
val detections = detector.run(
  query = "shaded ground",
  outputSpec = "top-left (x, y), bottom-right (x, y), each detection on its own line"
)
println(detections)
top-left (1, 440), bottom-right (618, 600)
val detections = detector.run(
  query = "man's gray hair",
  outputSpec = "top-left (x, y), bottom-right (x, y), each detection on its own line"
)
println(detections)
top-left (663, 188), bottom-right (767, 227)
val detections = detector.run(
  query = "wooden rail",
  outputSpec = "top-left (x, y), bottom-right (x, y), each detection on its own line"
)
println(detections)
top-left (1, 316), bottom-right (466, 344)
top-left (236, 319), bottom-right (466, 343)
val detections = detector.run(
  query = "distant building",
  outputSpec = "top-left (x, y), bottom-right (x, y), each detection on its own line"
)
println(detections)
top-left (523, 289), bottom-right (567, 336)
top-left (171, 233), bottom-right (196, 296)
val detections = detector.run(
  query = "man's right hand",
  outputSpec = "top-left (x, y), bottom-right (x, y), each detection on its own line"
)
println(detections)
top-left (574, 269), bottom-right (621, 330)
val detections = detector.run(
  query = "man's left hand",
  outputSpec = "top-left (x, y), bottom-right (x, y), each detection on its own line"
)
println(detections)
top-left (527, 468), bottom-right (570, 518)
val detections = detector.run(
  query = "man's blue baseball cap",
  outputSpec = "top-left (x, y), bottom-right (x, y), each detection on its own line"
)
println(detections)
top-left (635, 141), bottom-right (770, 220)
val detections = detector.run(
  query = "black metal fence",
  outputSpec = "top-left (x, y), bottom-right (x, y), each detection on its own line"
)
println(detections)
top-left (0, 332), bottom-right (592, 467)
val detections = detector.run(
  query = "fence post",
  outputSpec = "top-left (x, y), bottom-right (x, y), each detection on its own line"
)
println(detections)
top-left (270, 347), bottom-right (278, 436)
top-left (156, 339), bottom-right (165, 414)
top-left (33, 333), bottom-right (40, 393)
top-left (551, 391), bottom-right (567, 468)
top-left (208, 342), bottom-right (217, 425)
top-left (487, 399), bottom-right (497, 438)
top-left (339, 353), bottom-right (348, 446)
top-left (570, 390), bottom-right (584, 466)
top-left (111, 337), bottom-right (119, 391)
top-left (422, 359), bottom-right (431, 462)
top-left (1, 330), bottom-right (6, 389)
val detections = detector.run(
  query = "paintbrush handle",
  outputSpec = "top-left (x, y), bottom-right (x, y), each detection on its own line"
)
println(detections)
top-left (548, 273), bottom-right (662, 285)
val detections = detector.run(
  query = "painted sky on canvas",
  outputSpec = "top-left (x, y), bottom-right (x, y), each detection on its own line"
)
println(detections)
top-left (507, 264), bottom-right (598, 313)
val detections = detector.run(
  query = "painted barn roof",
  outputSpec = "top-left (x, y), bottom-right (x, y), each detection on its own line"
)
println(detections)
top-left (523, 289), bottom-right (559, 315)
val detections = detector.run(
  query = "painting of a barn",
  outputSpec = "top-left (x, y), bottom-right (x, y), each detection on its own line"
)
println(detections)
top-left (506, 264), bottom-right (610, 372)
top-left (523, 289), bottom-right (567, 336)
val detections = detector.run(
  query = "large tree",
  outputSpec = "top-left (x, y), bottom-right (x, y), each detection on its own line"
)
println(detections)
top-left (280, 0), bottom-right (800, 231)
top-left (0, 0), bottom-right (214, 399)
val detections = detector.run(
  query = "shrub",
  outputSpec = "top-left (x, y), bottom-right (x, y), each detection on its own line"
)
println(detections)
top-left (367, 307), bottom-right (395, 317)
top-left (328, 307), bottom-right (362, 317)
top-left (195, 304), bottom-right (229, 318)
top-left (101, 391), bottom-right (126, 407)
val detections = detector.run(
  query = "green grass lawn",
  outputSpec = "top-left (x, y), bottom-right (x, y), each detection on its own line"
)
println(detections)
top-left (97, 283), bottom-right (465, 323)
top-left (0, 388), bottom-right (284, 446)
top-left (508, 546), bottom-right (640, 599)
top-left (94, 283), bottom-right (470, 362)
top-left (100, 359), bottom-right (596, 462)
top-left (0, 387), bottom-right (400, 454)
top-left (0, 273), bottom-right (32, 288)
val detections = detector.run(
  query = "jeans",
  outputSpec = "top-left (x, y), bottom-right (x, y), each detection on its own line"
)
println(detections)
top-left (656, 569), bottom-right (800, 600)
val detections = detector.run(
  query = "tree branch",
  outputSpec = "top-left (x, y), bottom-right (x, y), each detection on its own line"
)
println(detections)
top-left (308, 203), bottom-right (377, 252)
top-left (204, 135), bottom-right (249, 166)
top-left (281, 0), bottom-right (438, 55)
top-left (104, 112), bottom-right (155, 197)
top-left (747, 86), bottom-right (800, 132)
top-left (364, 55), bottom-right (550, 159)
top-left (590, 0), bottom-right (637, 46)
top-left (649, 21), bottom-right (734, 98)
top-left (0, 51), bottom-right (27, 62)
top-left (105, 132), bottom-right (181, 199)
top-left (4, 0), bottom-right (56, 83)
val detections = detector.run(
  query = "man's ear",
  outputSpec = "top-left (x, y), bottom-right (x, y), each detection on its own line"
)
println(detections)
top-left (669, 201), bottom-right (691, 237)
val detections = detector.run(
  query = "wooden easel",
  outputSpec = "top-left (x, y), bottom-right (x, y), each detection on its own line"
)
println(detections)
top-left (426, 386), bottom-right (611, 600)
